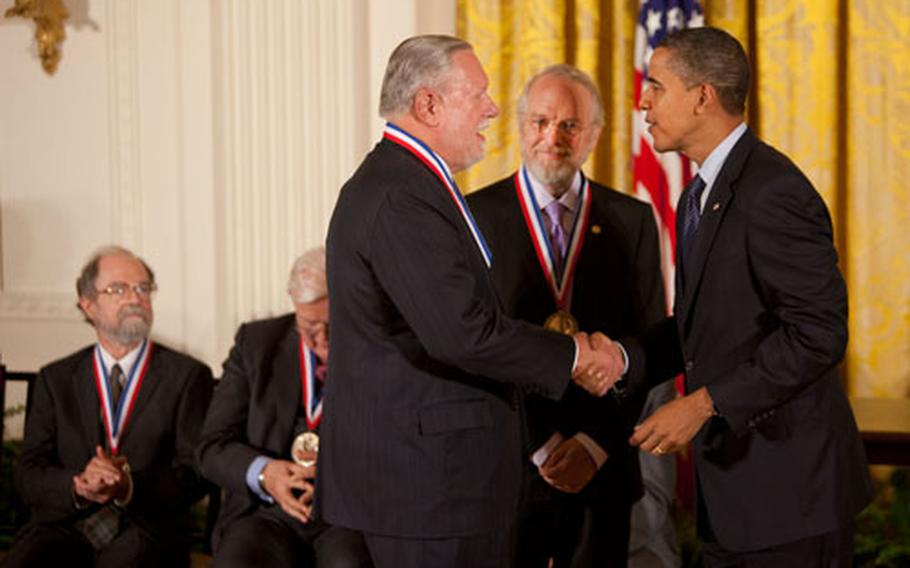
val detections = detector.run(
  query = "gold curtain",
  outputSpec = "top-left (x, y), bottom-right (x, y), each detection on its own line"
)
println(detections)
top-left (458, 0), bottom-right (910, 398)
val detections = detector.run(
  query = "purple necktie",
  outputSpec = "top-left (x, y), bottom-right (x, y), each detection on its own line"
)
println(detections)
top-left (543, 201), bottom-right (567, 276)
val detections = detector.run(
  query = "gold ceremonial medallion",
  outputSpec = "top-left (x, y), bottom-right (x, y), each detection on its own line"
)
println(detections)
top-left (544, 310), bottom-right (579, 336)
top-left (292, 432), bottom-right (319, 467)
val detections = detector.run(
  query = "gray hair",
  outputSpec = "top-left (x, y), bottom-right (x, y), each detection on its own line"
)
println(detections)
top-left (658, 27), bottom-right (750, 116)
top-left (517, 64), bottom-right (605, 127)
top-left (287, 246), bottom-right (327, 303)
top-left (378, 34), bottom-right (473, 119)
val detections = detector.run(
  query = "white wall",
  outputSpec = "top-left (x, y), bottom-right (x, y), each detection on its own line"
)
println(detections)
top-left (0, 0), bottom-right (454, 438)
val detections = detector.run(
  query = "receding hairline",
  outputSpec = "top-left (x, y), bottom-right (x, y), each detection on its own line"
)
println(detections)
top-left (517, 64), bottom-right (604, 126)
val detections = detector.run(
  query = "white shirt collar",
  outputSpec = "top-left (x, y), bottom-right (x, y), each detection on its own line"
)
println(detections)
top-left (97, 340), bottom-right (146, 377)
top-left (696, 122), bottom-right (747, 211)
top-left (524, 166), bottom-right (582, 215)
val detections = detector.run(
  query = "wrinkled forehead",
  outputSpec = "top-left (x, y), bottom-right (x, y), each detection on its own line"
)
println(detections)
top-left (96, 253), bottom-right (150, 284)
top-left (525, 75), bottom-right (592, 117)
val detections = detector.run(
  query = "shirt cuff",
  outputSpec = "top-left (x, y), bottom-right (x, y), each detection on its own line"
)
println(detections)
top-left (531, 432), bottom-right (565, 467)
top-left (570, 337), bottom-right (580, 373)
top-left (245, 455), bottom-right (274, 503)
top-left (616, 341), bottom-right (630, 375)
top-left (573, 433), bottom-right (608, 469)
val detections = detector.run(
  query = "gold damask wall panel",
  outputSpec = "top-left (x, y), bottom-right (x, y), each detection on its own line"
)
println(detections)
top-left (753, 2), bottom-right (841, 213)
top-left (844, 1), bottom-right (910, 396)
top-left (703, 0), bottom-right (748, 47)
top-left (457, 0), bottom-right (635, 193)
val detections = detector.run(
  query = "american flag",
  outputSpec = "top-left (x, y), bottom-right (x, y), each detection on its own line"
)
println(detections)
top-left (632, 0), bottom-right (704, 311)
top-left (632, 2), bottom-right (704, 510)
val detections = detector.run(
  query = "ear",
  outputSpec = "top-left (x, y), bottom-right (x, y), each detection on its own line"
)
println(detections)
top-left (78, 296), bottom-right (96, 322)
top-left (412, 86), bottom-right (443, 127)
top-left (588, 123), bottom-right (604, 148)
top-left (694, 83), bottom-right (717, 115)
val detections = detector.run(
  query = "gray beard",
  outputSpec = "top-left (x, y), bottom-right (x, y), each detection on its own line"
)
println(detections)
top-left (98, 315), bottom-right (151, 346)
top-left (523, 156), bottom-right (577, 194)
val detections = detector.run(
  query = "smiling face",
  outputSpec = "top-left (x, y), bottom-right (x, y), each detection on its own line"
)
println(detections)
top-left (639, 47), bottom-right (704, 157)
top-left (432, 49), bottom-right (500, 172)
top-left (519, 74), bottom-right (602, 195)
top-left (79, 252), bottom-right (154, 350)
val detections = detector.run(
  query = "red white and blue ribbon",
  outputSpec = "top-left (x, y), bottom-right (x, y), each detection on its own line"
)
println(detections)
top-left (92, 340), bottom-right (152, 455)
top-left (298, 339), bottom-right (323, 431)
top-left (383, 123), bottom-right (493, 268)
top-left (515, 165), bottom-right (591, 310)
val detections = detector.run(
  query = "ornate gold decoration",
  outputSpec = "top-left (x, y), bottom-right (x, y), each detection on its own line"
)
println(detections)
top-left (5, 0), bottom-right (70, 75)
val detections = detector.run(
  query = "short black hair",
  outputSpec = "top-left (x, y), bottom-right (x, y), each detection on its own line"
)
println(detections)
top-left (658, 26), bottom-right (750, 115)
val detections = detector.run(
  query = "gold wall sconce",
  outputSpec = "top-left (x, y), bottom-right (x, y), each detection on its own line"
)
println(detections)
top-left (5, 0), bottom-right (70, 75)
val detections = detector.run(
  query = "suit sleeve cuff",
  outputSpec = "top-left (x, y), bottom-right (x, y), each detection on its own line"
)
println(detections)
top-left (245, 455), bottom-right (274, 503)
top-left (616, 341), bottom-right (630, 375)
top-left (531, 432), bottom-right (564, 467)
top-left (113, 466), bottom-right (134, 508)
top-left (573, 433), bottom-right (608, 470)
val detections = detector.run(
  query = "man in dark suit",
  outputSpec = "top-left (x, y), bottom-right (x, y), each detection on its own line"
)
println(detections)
top-left (318, 35), bottom-right (621, 568)
top-left (468, 64), bottom-right (665, 568)
top-left (611, 27), bottom-right (872, 566)
top-left (197, 247), bottom-right (371, 568)
top-left (6, 246), bottom-right (213, 568)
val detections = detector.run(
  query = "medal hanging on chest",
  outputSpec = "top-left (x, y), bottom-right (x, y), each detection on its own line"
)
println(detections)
top-left (514, 166), bottom-right (591, 335)
top-left (92, 341), bottom-right (152, 455)
top-left (292, 339), bottom-right (322, 467)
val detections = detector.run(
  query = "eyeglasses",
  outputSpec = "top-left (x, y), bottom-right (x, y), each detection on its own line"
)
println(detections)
top-left (525, 116), bottom-right (587, 138)
top-left (96, 282), bottom-right (158, 298)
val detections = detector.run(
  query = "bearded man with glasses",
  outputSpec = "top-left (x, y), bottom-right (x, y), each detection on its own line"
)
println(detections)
top-left (6, 245), bottom-right (214, 568)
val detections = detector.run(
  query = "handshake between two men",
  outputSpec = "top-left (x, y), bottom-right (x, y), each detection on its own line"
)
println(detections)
top-left (570, 332), bottom-right (625, 397)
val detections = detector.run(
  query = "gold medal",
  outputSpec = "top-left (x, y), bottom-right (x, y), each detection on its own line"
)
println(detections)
top-left (544, 310), bottom-right (579, 336)
top-left (291, 431), bottom-right (319, 467)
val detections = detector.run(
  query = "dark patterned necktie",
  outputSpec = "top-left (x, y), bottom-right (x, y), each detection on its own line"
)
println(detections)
top-left (109, 364), bottom-right (124, 407)
top-left (79, 362), bottom-right (125, 548)
top-left (680, 175), bottom-right (706, 270)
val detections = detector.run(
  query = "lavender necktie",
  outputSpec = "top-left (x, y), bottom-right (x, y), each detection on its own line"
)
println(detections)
top-left (543, 200), bottom-right (567, 276)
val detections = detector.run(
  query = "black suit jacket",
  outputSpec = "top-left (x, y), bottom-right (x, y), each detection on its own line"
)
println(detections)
top-left (624, 129), bottom-right (872, 551)
top-left (318, 138), bottom-right (576, 539)
top-left (196, 314), bottom-right (314, 549)
top-left (16, 342), bottom-right (213, 549)
top-left (468, 174), bottom-right (665, 503)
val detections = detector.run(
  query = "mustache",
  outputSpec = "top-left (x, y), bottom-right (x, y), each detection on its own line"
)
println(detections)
top-left (118, 304), bottom-right (149, 320)
top-left (534, 144), bottom-right (570, 156)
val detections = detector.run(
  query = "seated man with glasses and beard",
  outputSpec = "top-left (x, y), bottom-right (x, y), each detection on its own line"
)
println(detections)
top-left (6, 245), bottom-right (214, 568)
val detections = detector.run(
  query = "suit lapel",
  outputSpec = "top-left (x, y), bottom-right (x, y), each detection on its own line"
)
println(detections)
top-left (118, 345), bottom-right (163, 448)
top-left (76, 350), bottom-right (103, 451)
top-left (507, 175), bottom-right (559, 313)
top-left (676, 130), bottom-right (756, 327)
top-left (275, 326), bottom-right (303, 440)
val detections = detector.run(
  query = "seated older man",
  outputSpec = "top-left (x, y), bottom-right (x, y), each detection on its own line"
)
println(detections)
top-left (7, 245), bottom-right (214, 568)
top-left (197, 247), bottom-right (372, 568)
